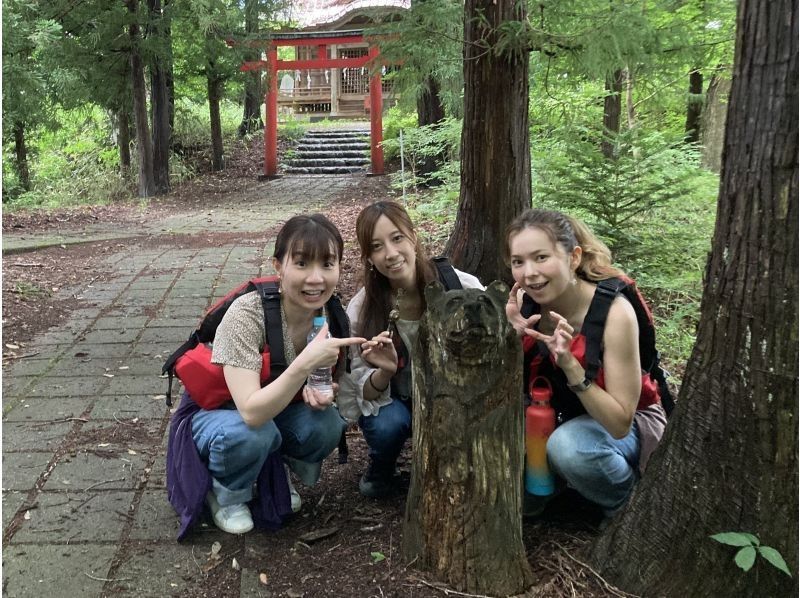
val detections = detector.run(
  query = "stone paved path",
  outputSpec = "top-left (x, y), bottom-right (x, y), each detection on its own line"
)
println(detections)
top-left (2, 175), bottom-right (365, 597)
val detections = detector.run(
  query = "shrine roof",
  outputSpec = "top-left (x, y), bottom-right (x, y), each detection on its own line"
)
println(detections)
top-left (288, 0), bottom-right (410, 29)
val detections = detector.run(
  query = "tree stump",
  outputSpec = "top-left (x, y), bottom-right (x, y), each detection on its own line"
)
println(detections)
top-left (402, 281), bottom-right (534, 596)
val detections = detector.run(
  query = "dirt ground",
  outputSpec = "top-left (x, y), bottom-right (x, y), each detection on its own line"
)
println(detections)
top-left (2, 139), bottom-right (627, 598)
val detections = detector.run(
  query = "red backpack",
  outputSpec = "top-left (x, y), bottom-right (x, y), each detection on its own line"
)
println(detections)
top-left (161, 276), bottom-right (350, 410)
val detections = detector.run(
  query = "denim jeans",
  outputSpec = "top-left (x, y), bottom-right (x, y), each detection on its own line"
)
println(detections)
top-left (546, 414), bottom-right (640, 516)
top-left (192, 402), bottom-right (345, 507)
top-left (359, 398), bottom-right (411, 467)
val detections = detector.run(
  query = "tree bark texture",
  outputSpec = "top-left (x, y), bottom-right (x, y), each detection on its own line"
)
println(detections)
top-left (238, 0), bottom-right (263, 137)
top-left (590, 2), bottom-right (798, 596)
top-left (127, 0), bottom-right (156, 198)
top-left (444, 0), bottom-right (530, 285)
top-left (415, 75), bottom-right (446, 184)
top-left (117, 108), bottom-right (132, 172)
top-left (700, 71), bottom-right (731, 173)
top-left (13, 121), bottom-right (31, 192)
top-left (402, 282), bottom-right (534, 596)
top-left (684, 68), bottom-right (704, 143)
top-left (148, 0), bottom-right (171, 194)
top-left (208, 70), bottom-right (225, 171)
top-left (601, 69), bottom-right (623, 160)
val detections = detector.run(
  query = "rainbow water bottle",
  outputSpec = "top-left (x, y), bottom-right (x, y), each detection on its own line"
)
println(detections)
top-left (525, 377), bottom-right (556, 496)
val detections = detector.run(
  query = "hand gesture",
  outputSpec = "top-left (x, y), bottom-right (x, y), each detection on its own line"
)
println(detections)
top-left (360, 330), bottom-right (398, 375)
top-left (299, 322), bottom-right (366, 370)
top-left (506, 283), bottom-right (541, 337)
top-left (523, 311), bottom-right (574, 366)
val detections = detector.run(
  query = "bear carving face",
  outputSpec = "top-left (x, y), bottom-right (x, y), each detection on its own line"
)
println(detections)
top-left (423, 280), bottom-right (512, 367)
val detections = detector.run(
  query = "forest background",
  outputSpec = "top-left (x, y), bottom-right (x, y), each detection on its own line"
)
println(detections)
top-left (2, 0), bottom-right (738, 383)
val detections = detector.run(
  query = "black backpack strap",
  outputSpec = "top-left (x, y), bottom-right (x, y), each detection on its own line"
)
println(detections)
top-left (583, 278), bottom-right (626, 382)
top-left (432, 256), bottom-right (463, 290)
top-left (254, 280), bottom-right (287, 378)
top-left (161, 331), bottom-right (200, 407)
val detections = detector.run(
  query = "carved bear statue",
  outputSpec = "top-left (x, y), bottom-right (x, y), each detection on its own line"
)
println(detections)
top-left (402, 280), bottom-right (533, 595)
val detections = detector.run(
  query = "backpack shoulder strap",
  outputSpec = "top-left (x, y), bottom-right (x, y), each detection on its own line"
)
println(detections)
top-left (431, 256), bottom-right (463, 291)
top-left (253, 280), bottom-right (286, 372)
top-left (583, 277), bottom-right (626, 381)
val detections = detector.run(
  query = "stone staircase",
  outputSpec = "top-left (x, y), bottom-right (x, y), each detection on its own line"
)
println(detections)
top-left (283, 129), bottom-right (371, 174)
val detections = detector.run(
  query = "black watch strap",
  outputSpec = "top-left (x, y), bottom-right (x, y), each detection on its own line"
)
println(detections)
top-left (567, 376), bottom-right (592, 393)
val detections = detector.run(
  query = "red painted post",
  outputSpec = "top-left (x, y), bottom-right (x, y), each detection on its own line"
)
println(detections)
top-left (368, 46), bottom-right (384, 175)
top-left (265, 46), bottom-right (279, 178)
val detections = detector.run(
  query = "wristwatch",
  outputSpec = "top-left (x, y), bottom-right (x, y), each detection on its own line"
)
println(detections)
top-left (567, 376), bottom-right (592, 393)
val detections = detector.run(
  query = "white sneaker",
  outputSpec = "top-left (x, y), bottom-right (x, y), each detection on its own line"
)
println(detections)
top-left (206, 492), bottom-right (254, 534)
top-left (284, 464), bottom-right (302, 513)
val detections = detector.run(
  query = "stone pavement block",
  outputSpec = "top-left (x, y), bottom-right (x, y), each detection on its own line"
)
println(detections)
top-left (158, 305), bottom-right (212, 319)
top-left (2, 375), bottom-right (37, 397)
top-left (3, 396), bottom-right (93, 422)
top-left (161, 297), bottom-right (209, 310)
top-left (146, 317), bottom-right (199, 329)
top-left (89, 393), bottom-right (169, 420)
top-left (103, 305), bottom-right (149, 318)
top-left (101, 374), bottom-right (165, 396)
top-left (112, 540), bottom-right (218, 596)
top-left (10, 489), bottom-right (134, 543)
top-left (3, 422), bottom-right (72, 452)
top-left (78, 418), bottom-right (163, 451)
top-left (79, 328), bottom-right (141, 344)
top-left (28, 376), bottom-right (110, 397)
top-left (2, 357), bottom-right (55, 378)
top-left (41, 451), bottom-right (148, 492)
top-left (3, 544), bottom-right (115, 598)
top-left (3, 490), bottom-right (28, 527)
top-left (125, 280), bottom-right (174, 291)
top-left (91, 316), bottom-right (150, 330)
top-left (69, 343), bottom-right (134, 358)
top-left (46, 357), bottom-right (128, 378)
top-left (129, 490), bottom-right (179, 541)
top-left (138, 327), bottom-right (190, 345)
top-left (2, 452), bottom-right (51, 490)
top-left (32, 329), bottom-right (83, 345)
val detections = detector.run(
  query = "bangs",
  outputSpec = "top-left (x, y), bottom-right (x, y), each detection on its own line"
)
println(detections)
top-left (288, 235), bottom-right (339, 263)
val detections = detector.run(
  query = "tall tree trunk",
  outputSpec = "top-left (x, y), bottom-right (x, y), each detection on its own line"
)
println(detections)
top-left (165, 0), bottom-right (175, 133)
top-left (238, 0), bottom-right (263, 136)
top-left (148, 0), bottom-right (171, 194)
top-left (127, 0), bottom-right (156, 198)
top-left (700, 69), bottom-right (731, 173)
top-left (402, 282), bottom-right (533, 595)
top-left (444, 0), bottom-right (530, 284)
top-left (601, 69), bottom-right (623, 159)
top-left (13, 121), bottom-right (31, 192)
top-left (589, 2), bottom-right (798, 596)
top-left (208, 69), bottom-right (225, 171)
top-left (684, 68), bottom-right (704, 143)
top-left (415, 75), bottom-right (446, 185)
top-left (117, 108), bottom-right (132, 173)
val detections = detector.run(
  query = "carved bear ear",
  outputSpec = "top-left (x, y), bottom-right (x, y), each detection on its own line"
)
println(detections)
top-left (425, 280), bottom-right (446, 304)
top-left (486, 280), bottom-right (509, 304)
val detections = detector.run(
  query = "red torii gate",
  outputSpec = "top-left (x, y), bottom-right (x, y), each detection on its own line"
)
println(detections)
top-left (241, 30), bottom-right (384, 179)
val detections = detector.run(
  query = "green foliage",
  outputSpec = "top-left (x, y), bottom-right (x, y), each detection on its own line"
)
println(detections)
top-left (370, 551), bottom-right (386, 563)
top-left (711, 533), bottom-right (793, 577)
top-left (368, 0), bottom-right (463, 117)
top-left (534, 127), bottom-right (709, 245)
top-left (277, 115), bottom-right (308, 142)
top-left (3, 106), bottom-right (129, 209)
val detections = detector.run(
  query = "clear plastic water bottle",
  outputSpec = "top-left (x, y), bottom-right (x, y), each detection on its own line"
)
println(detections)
top-left (306, 316), bottom-right (333, 398)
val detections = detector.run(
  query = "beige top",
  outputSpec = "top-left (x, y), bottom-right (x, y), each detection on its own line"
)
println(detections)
top-left (211, 291), bottom-right (267, 372)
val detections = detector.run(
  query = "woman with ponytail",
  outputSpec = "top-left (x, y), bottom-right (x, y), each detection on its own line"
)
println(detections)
top-left (505, 209), bottom-right (667, 517)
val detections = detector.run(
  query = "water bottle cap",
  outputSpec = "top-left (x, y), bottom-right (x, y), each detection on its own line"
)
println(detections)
top-left (530, 376), bottom-right (552, 403)
top-left (313, 316), bottom-right (327, 327)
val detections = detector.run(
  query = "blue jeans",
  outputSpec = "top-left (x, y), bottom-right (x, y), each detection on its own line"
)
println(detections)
top-left (192, 402), bottom-right (345, 507)
top-left (359, 398), bottom-right (411, 467)
top-left (546, 414), bottom-right (640, 516)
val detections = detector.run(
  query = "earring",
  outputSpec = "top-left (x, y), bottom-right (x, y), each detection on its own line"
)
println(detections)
top-left (570, 275), bottom-right (578, 286)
